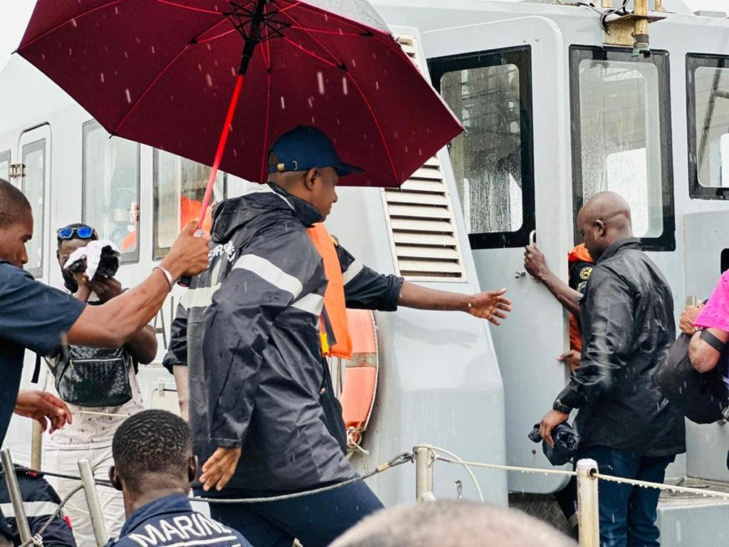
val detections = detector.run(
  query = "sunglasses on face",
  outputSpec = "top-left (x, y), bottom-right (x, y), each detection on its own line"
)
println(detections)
top-left (57, 225), bottom-right (95, 240)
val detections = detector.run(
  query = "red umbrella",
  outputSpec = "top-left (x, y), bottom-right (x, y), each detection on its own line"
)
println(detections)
top-left (18, 0), bottom-right (463, 219)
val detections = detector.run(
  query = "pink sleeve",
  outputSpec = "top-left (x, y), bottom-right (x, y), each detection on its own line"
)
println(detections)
top-left (695, 271), bottom-right (729, 332)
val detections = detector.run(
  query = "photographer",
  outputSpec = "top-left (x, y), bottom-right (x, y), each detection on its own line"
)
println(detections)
top-left (43, 224), bottom-right (157, 546)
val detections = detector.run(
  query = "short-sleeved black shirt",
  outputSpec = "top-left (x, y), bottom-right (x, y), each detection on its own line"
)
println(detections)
top-left (0, 261), bottom-right (85, 447)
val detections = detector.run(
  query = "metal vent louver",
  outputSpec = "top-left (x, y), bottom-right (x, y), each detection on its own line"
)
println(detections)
top-left (382, 35), bottom-right (466, 281)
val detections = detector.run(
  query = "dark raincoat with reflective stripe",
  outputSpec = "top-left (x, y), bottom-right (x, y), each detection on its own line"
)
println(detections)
top-left (164, 184), bottom-right (402, 492)
top-left (555, 238), bottom-right (686, 457)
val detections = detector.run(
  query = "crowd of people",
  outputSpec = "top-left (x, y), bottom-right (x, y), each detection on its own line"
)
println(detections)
top-left (0, 124), bottom-right (727, 547)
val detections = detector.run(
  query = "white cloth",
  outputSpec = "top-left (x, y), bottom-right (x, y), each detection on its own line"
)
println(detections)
top-left (63, 239), bottom-right (121, 280)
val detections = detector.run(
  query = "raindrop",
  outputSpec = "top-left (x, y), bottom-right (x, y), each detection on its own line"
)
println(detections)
top-left (71, 18), bottom-right (78, 28)
top-left (198, 63), bottom-right (203, 72)
top-left (206, 74), bottom-right (213, 87)
top-left (151, 45), bottom-right (156, 54)
top-left (230, 67), bottom-right (236, 77)
top-left (308, 97), bottom-right (314, 109)
top-left (280, 96), bottom-right (286, 109)
top-left (351, 59), bottom-right (357, 68)
top-left (342, 77), bottom-right (348, 96)
top-left (100, 73), bottom-right (105, 83)
top-left (375, 81), bottom-right (379, 91)
top-left (125, 88), bottom-right (132, 104)
top-left (135, 37), bottom-right (141, 44)
top-left (317, 71), bottom-right (325, 95)
top-left (68, 48), bottom-right (73, 56)
top-left (124, 51), bottom-right (129, 59)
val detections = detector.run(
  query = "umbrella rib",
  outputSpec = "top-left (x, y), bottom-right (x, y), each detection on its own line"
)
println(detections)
top-left (112, 44), bottom-right (192, 134)
top-left (20, 0), bottom-right (126, 50)
top-left (343, 72), bottom-right (400, 184)
top-left (287, 27), bottom-right (364, 37)
top-left (276, 0), bottom-right (403, 55)
top-left (114, 9), bottom-right (241, 134)
top-left (156, 0), bottom-right (223, 16)
top-left (280, 37), bottom-right (340, 69)
top-left (277, 11), bottom-right (400, 182)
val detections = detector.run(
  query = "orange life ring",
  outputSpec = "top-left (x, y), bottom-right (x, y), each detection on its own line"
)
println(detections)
top-left (337, 309), bottom-right (378, 452)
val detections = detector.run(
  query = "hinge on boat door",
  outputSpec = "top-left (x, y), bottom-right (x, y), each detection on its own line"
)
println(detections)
top-left (8, 163), bottom-right (25, 179)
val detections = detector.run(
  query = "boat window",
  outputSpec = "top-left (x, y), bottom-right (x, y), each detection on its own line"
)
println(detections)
top-left (22, 139), bottom-right (46, 277)
top-left (153, 151), bottom-right (226, 260)
top-left (429, 46), bottom-right (535, 249)
top-left (687, 55), bottom-right (729, 198)
top-left (570, 47), bottom-right (674, 251)
top-left (0, 150), bottom-right (9, 181)
top-left (82, 121), bottom-right (140, 263)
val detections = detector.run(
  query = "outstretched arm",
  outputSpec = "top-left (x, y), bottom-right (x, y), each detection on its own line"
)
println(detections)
top-left (67, 221), bottom-right (208, 348)
top-left (398, 282), bottom-right (511, 326)
top-left (524, 244), bottom-right (582, 316)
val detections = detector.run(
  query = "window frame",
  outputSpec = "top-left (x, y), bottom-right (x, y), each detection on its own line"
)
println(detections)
top-left (429, 45), bottom-right (536, 249)
top-left (21, 139), bottom-right (46, 278)
top-left (0, 149), bottom-right (10, 181)
top-left (686, 53), bottom-right (729, 200)
top-left (152, 150), bottom-right (227, 260)
top-left (569, 46), bottom-right (675, 252)
top-left (81, 119), bottom-right (141, 264)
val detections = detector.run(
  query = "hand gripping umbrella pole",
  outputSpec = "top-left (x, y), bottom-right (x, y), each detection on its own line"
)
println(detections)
top-left (179, 0), bottom-right (266, 286)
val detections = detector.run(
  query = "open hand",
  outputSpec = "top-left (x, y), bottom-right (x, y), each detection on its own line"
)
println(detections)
top-left (539, 409), bottom-right (569, 447)
top-left (200, 447), bottom-right (242, 491)
top-left (467, 289), bottom-right (511, 325)
top-left (14, 390), bottom-right (72, 433)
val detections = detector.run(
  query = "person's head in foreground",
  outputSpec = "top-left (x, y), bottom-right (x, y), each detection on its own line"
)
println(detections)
top-left (0, 179), bottom-right (33, 267)
top-left (330, 500), bottom-right (578, 547)
top-left (110, 409), bottom-right (195, 514)
top-left (576, 190), bottom-right (633, 262)
top-left (267, 125), bottom-right (363, 220)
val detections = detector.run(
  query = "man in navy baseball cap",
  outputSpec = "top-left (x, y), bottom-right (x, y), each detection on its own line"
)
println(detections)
top-left (268, 125), bottom-right (364, 178)
top-left (265, 125), bottom-right (363, 219)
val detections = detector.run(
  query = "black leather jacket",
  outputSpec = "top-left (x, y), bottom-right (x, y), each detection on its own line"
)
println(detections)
top-left (555, 238), bottom-right (686, 457)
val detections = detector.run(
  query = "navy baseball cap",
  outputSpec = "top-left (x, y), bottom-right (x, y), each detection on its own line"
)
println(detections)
top-left (268, 125), bottom-right (363, 177)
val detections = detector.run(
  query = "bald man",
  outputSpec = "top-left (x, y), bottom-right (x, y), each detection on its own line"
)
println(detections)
top-left (539, 192), bottom-right (684, 547)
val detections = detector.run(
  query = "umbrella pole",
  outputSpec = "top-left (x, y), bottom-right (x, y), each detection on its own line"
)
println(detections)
top-left (197, 72), bottom-right (245, 223)
top-left (198, 0), bottom-right (267, 224)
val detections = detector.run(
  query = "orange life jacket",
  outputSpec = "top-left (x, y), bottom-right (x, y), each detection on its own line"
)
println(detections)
top-left (307, 223), bottom-right (352, 359)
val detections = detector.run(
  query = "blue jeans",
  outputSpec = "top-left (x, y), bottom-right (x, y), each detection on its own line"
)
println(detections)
top-left (200, 481), bottom-right (384, 547)
top-left (576, 446), bottom-right (675, 547)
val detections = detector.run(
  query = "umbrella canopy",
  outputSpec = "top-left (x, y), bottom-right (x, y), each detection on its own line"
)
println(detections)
top-left (17, 0), bottom-right (463, 189)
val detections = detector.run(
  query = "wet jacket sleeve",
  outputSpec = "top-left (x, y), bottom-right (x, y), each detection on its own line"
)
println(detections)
top-left (162, 302), bottom-right (188, 373)
top-left (555, 267), bottom-right (634, 410)
top-left (336, 244), bottom-right (403, 311)
top-left (202, 223), bottom-right (322, 448)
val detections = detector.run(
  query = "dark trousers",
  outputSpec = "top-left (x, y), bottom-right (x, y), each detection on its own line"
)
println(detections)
top-left (576, 446), bottom-right (675, 547)
top-left (202, 481), bottom-right (384, 547)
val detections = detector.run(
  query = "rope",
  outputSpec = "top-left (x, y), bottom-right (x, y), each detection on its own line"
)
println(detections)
top-left (432, 454), bottom-right (729, 501)
top-left (434, 456), bottom-right (578, 478)
top-left (15, 466), bottom-right (114, 489)
top-left (594, 473), bottom-right (729, 500)
top-left (18, 485), bottom-right (84, 547)
top-left (191, 452), bottom-right (412, 504)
